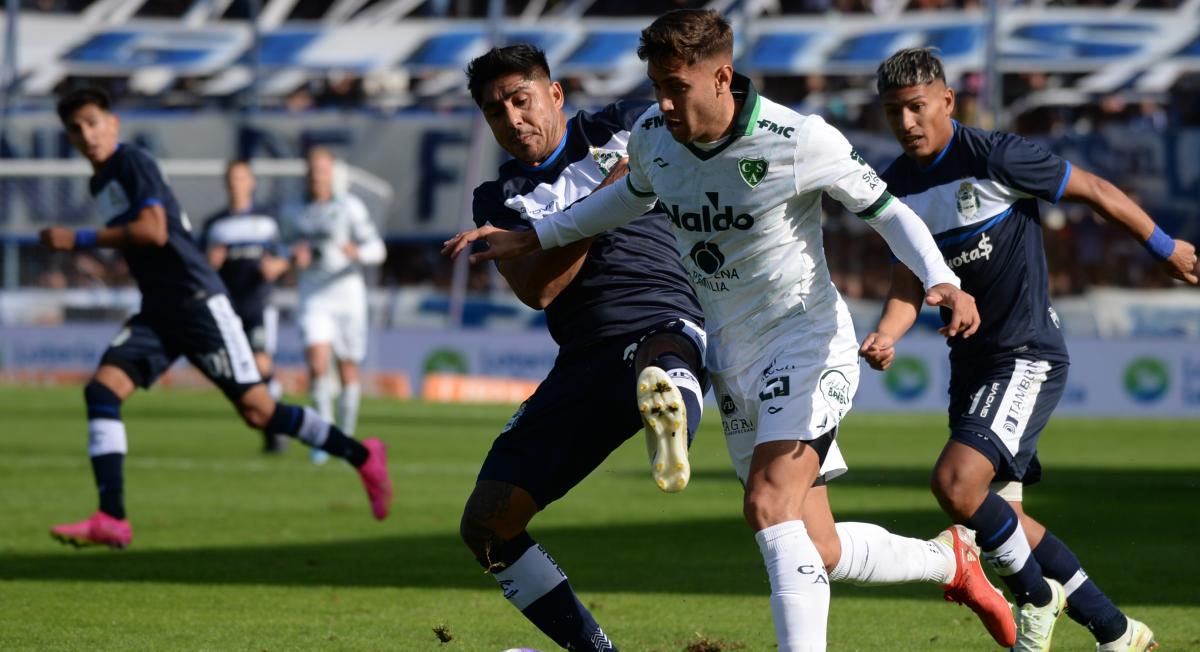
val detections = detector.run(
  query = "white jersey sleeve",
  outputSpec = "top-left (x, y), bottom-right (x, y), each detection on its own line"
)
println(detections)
top-left (345, 195), bottom-right (386, 266)
top-left (794, 118), bottom-right (958, 290)
top-left (793, 117), bottom-right (886, 212)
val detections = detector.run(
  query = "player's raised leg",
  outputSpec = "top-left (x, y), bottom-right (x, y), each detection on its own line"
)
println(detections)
top-left (50, 364), bottom-right (136, 549)
top-left (633, 323), bottom-right (706, 493)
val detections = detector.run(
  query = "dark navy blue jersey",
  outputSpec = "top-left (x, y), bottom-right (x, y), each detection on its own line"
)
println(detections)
top-left (881, 123), bottom-right (1071, 363)
top-left (199, 206), bottom-right (283, 316)
top-left (473, 101), bottom-right (704, 352)
top-left (90, 144), bottom-right (226, 311)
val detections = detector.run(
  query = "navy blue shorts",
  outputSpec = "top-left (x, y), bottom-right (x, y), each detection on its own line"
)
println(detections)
top-left (948, 356), bottom-right (1069, 485)
top-left (478, 318), bottom-right (706, 509)
top-left (100, 293), bottom-right (263, 400)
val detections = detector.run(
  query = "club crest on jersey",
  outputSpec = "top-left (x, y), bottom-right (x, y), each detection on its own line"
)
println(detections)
top-left (589, 147), bottom-right (624, 177)
top-left (956, 181), bottom-right (980, 219)
top-left (738, 157), bottom-right (768, 188)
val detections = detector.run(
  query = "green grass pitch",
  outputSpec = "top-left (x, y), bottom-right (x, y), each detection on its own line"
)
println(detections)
top-left (1, 385), bottom-right (1197, 651)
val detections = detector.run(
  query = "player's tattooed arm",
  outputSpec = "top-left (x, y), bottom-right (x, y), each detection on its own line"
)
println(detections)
top-left (39, 204), bottom-right (168, 251)
top-left (1062, 166), bottom-right (1198, 285)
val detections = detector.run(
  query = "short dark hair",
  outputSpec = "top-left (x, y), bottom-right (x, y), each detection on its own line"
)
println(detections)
top-left (876, 47), bottom-right (946, 94)
top-left (56, 87), bottom-right (112, 124)
top-left (466, 44), bottom-right (552, 106)
top-left (638, 9), bottom-right (733, 67)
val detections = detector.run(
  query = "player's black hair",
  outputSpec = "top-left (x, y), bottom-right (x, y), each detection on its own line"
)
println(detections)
top-left (465, 44), bottom-right (552, 107)
top-left (226, 159), bottom-right (252, 173)
top-left (56, 87), bottom-right (113, 124)
top-left (876, 47), bottom-right (947, 94)
top-left (638, 9), bottom-right (733, 67)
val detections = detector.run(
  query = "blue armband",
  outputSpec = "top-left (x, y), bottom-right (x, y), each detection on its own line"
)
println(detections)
top-left (1144, 226), bottom-right (1175, 261)
top-left (74, 229), bottom-right (98, 249)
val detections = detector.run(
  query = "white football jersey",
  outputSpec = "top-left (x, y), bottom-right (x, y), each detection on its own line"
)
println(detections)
top-left (283, 193), bottom-right (385, 305)
top-left (626, 77), bottom-right (887, 373)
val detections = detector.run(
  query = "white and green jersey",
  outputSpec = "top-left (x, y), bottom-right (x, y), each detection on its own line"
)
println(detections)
top-left (623, 75), bottom-right (890, 374)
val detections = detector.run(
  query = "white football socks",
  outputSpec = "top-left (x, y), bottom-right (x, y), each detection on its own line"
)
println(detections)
top-left (830, 522), bottom-right (955, 586)
top-left (337, 381), bottom-right (361, 436)
top-left (756, 520), bottom-right (829, 651)
top-left (309, 374), bottom-right (334, 423)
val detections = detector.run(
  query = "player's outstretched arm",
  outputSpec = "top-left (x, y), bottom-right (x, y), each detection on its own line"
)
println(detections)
top-left (858, 195), bottom-right (980, 338)
top-left (39, 204), bottom-right (169, 251)
top-left (860, 264), bottom-right (925, 371)
top-left (1061, 166), bottom-right (1198, 285)
top-left (444, 174), bottom-right (656, 263)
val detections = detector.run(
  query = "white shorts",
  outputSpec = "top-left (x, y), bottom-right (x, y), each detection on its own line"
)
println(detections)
top-left (713, 319), bottom-right (859, 485)
top-left (298, 300), bottom-right (368, 363)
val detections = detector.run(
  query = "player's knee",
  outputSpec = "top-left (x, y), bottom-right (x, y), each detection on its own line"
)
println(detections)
top-left (459, 506), bottom-right (501, 569)
top-left (84, 380), bottom-right (123, 409)
top-left (742, 486), bottom-right (784, 530)
top-left (930, 464), bottom-right (980, 519)
top-left (236, 398), bottom-right (272, 430)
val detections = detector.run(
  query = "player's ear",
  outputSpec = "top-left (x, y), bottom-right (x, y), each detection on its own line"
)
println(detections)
top-left (943, 84), bottom-right (956, 117)
top-left (715, 64), bottom-right (733, 95)
top-left (549, 81), bottom-right (564, 110)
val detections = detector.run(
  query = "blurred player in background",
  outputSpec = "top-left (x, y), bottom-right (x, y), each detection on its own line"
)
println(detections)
top-left (861, 47), bottom-right (1198, 652)
top-left (200, 160), bottom-right (290, 453)
top-left (41, 89), bottom-right (393, 549)
top-left (284, 147), bottom-right (386, 464)
top-left (451, 45), bottom-right (709, 651)
top-left (446, 13), bottom-right (1020, 650)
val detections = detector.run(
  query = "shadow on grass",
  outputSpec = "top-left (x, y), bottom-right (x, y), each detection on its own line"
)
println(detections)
top-left (2, 467), bottom-right (1195, 607)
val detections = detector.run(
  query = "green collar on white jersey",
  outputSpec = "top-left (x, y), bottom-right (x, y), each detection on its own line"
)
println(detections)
top-left (684, 72), bottom-right (762, 161)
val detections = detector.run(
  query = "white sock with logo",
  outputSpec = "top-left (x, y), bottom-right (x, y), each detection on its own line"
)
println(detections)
top-left (829, 522), bottom-right (954, 586)
top-left (755, 520), bottom-right (829, 652)
top-left (337, 381), bottom-right (361, 436)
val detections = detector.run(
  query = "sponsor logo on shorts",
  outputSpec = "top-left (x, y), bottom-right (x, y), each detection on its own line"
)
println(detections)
top-left (501, 401), bottom-right (527, 434)
top-left (720, 394), bottom-right (737, 416)
top-left (978, 382), bottom-right (1001, 418)
top-left (819, 370), bottom-right (852, 410)
top-left (758, 376), bottom-right (791, 402)
top-left (722, 416), bottom-right (755, 435)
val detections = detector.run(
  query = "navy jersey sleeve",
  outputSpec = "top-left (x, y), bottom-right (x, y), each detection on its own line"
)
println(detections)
top-left (578, 100), bottom-right (654, 145)
top-left (118, 147), bottom-right (171, 211)
top-left (472, 182), bottom-right (529, 232)
top-left (984, 132), bottom-right (1071, 204)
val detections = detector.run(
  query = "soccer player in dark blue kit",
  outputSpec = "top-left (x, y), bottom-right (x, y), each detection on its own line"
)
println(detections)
top-left (200, 160), bottom-right (290, 453)
top-left (860, 48), bottom-right (1198, 652)
top-left (457, 45), bottom-right (707, 651)
top-left (40, 89), bottom-right (394, 549)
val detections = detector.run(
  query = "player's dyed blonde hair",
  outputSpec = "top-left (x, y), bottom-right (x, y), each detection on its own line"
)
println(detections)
top-left (876, 47), bottom-right (946, 94)
top-left (638, 9), bottom-right (733, 67)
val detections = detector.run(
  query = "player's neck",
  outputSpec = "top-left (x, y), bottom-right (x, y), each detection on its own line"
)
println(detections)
top-left (229, 198), bottom-right (253, 213)
top-left (699, 98), bottom-right (741, 144)
top-left (87, 143), bottom-right (120, 172)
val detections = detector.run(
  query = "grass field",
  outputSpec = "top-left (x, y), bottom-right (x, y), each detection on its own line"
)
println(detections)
top-left (1, 385), bottom-right (1197, 651)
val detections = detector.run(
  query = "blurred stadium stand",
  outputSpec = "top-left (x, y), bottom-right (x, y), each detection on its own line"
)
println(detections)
top-left (1, 0), bottom-right (1198, 324)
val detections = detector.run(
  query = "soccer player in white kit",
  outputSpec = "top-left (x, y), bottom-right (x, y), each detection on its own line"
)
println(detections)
top-left (446, 10), bottom-right (1019, 651)
top-left (286, 147), bottom-right (386, 464)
